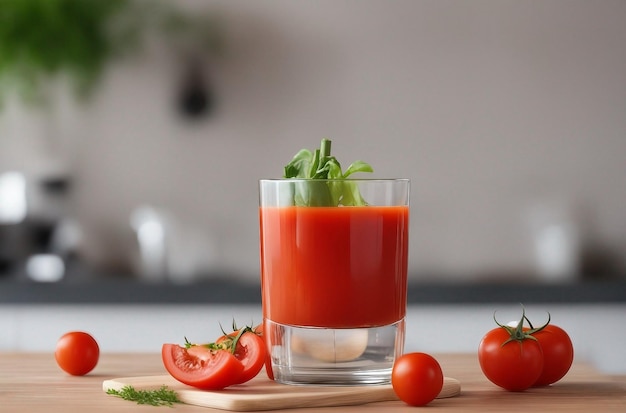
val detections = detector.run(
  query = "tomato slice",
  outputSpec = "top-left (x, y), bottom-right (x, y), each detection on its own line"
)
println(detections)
top-left (216, 331), bottom-right (267, 384)
top-left (235, 331), bottom-right (267, 383)
top-left (257, 322), bottom-right (275, 380)
top-left (161, 344), bottom-right (244, 390)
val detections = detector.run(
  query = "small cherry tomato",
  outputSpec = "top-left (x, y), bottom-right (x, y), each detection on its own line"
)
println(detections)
top-left (392, 352), bottom-right (444, 406)
top-left (55, 331), bottom-right (99, 376)
top-left (532, 324), bottom-right (574, 386)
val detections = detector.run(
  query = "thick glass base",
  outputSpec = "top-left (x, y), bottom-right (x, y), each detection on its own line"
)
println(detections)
top-left (265, 319), bottom-right (405, 386)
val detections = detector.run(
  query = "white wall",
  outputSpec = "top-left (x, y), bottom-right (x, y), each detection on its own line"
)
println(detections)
top-left (1, 0), bottom-right (626, 282)
top-left (1, 303), bottom-right (625, 375)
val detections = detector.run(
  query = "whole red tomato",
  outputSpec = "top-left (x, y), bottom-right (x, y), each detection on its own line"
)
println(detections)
top-left (478, 325), bottom-right (544, 391)
top-left (55, 331), bottom-right (100, 376)
top-left (392, 352), bottom-right (444, 406)
top-left (532, 324), bottom-right (574, 386)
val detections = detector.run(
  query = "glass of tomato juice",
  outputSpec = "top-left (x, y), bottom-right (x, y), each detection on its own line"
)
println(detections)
top-left (259, 179), bottom-right (409, 385)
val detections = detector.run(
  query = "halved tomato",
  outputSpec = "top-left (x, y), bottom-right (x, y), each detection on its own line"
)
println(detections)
top-left (161, 344), bottom-right (244, 390)
top-left (214, 326), bottom-right (267, 384)
top-left (230, 331), bottom-right (266, 383)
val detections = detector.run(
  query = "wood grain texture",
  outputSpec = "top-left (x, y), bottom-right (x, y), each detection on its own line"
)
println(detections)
top-left (102, 375), bottom-right (460, 411)
top-left (1, 353), bottom-right (625, 412)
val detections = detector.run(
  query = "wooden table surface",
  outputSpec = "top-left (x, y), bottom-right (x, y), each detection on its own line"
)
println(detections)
top-left (1, 352), bottom-right (624, 412)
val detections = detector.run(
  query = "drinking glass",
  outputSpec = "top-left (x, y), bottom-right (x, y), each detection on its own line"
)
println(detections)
top-left (259, 179), bottom-right (409, 385)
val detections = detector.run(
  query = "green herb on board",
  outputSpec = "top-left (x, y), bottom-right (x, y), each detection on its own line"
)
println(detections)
top-left (283, 138), bottom-right (373, 206)
top-left (106, 385), bottom-right (182, 407)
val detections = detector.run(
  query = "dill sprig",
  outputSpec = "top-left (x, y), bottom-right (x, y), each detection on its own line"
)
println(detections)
top-left (106, 385), bottom-right (182, 407)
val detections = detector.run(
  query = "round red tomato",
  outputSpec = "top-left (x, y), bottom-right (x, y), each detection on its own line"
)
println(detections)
top-left (55, 331), bottom-right (99, 376)
top-left (392, 352), bottom-right (444, 406)
top-left (532, 324), bottom-right (574, 386)
top-left (478, 326), bottom-right (544, 391)
top-left (162, 344), bottom-right (244, 390)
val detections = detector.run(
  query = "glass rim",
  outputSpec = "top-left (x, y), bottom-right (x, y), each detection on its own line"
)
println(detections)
top-left (259, 178), bottom-right (410, 183)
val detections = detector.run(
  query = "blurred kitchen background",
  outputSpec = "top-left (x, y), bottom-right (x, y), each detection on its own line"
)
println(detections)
top-left (1, 0), bottom-right (626, 286)
top-left (2, 0), bottom-right (626, 375)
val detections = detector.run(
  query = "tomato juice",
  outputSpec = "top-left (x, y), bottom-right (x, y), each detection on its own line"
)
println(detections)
top-left (260, 205), bottom-right (409, 328)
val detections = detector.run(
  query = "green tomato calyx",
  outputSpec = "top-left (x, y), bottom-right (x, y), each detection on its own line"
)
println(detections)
top-left (185, 321), bottom-right (261, 355)
top-left (494, 305), bottom-right (551, 347)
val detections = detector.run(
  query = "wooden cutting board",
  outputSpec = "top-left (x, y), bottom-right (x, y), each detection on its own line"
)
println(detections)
top-left (103, 375), bottom-right (461, 411)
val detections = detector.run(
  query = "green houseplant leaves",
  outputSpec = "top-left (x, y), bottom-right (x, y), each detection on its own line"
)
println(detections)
top-left (0, 0), bottom-right (223, 107)
top-left (0, 0), bottom-right (134, 105)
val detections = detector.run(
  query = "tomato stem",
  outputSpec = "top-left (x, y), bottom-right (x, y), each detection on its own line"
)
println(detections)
top-left (183, 322), bottom-right (262, 354)
top-left (493, 304), bottom-right (551, 346)
top-left (230, 328), bottom-right (248, 355)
